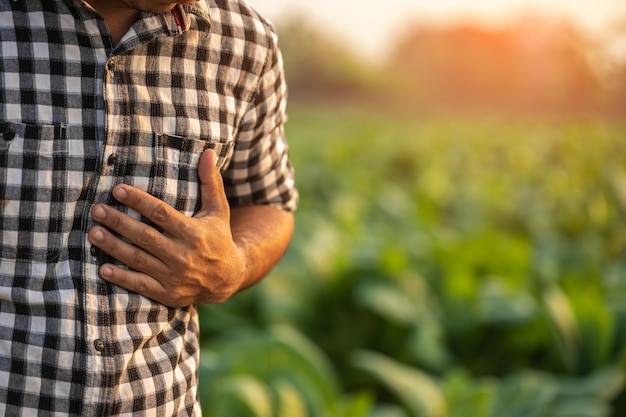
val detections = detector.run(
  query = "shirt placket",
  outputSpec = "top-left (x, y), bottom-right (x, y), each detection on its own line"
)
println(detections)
top-left (82, 24), bottom-right (170, 415)
top-left (79, 29), bottom-right (122, 417)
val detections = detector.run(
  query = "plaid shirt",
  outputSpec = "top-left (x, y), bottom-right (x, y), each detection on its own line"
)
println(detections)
top-left (0, 0), bottom-right (297, 415)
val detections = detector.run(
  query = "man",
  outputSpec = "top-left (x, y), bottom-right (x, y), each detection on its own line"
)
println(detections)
top-left (0, 0), bottom-right (297, 415)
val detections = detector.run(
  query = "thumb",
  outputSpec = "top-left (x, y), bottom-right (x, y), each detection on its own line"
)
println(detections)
top-left (196, 149), bottom-right (229, 217)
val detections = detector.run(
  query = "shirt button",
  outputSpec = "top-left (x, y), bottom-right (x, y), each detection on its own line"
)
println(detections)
top-left (90, 246), bottom-right (98, 257)
top-left (107, 60), bottom-right (115, 71)
top-left (107, 153), bottom-right (117, 166)
top-left (2, 128), bottom-right (15, 141)
top-left (94, 339), bottom-right (106, 352)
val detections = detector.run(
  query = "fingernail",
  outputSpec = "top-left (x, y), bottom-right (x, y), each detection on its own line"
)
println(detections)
top-left (92, 206), bottom-right (107, 220)
top-left (100, 266), bottom-right (113, 278)
top-left (92, 229), bottom-right (105, 242)
top-left (114, 186), bottom-right (128, 200)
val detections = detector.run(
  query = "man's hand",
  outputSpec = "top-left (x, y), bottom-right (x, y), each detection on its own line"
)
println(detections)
top-left (87, 149), bottom-right (294, 308)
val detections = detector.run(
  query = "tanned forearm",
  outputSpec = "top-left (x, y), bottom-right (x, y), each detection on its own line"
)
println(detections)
top-left (230, 204), bottom-right (295, 291)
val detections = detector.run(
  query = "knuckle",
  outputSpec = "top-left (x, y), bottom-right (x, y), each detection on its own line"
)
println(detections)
top-left (177, 222), bottom-right (189, 237)
top-left (137, 227), bottom-right (156, 246)
top-left (180, 250), bottom-right (193, 264)
top-left (169, 249), bottom-right (191, 269)
top-left (108, 211), bottom-right (122, 229)
top-left (135, 278), bottom-right (151, 295)
top-left (152, 205), bottom-right (169, 222)
top-left (115, 269), bottom-right (133, 289)
top-left (167, 287), bottom-right (181, 300)
top-left (130, 250), bottom-right (150, 270)
top-left (165, 289), bottom-right (187, 308)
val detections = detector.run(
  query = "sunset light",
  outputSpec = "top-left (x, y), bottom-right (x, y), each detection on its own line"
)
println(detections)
top-left (247, 0), bottom-right (626, 61)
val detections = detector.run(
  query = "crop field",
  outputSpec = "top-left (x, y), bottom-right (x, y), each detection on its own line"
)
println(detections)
top-left (197, 106), bottom-right (626, 417)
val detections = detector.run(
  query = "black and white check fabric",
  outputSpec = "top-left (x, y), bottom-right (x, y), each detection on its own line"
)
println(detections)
top-left (0, 0), bottom-right (297, 415)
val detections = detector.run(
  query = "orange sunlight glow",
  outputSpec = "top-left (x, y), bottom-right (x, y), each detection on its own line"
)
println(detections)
top-left (247, 0), bottom-right (626, 62)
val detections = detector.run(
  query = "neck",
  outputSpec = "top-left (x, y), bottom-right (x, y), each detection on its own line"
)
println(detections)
top-left (84, 0), bottom-right (141, 46)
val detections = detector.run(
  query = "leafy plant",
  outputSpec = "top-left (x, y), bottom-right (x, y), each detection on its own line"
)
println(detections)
top-left (198, 108), bottom-right (626, 416)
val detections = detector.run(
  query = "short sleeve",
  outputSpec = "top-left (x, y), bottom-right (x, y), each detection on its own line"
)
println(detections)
top-left (222, 25), bottom-right (298, 212)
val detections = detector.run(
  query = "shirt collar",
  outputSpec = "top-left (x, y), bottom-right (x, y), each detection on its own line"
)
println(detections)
top-left (181, 1), bottom-right (212, 31)
top-left (61, 0), bottom-right (210, 37)
top-left (142, 3), bottom-right (211, 38)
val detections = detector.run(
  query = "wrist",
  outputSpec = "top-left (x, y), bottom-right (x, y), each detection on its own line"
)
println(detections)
top-left (232, 236), bottom-right (254, 293)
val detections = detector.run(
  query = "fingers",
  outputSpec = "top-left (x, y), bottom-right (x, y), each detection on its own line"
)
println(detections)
top-left (88, 220), bottom-right (168, 273)
top-left (85, 148), bottom-right (232, 307)
top-left (89, 206), bottom-right (189, 307)
top-left (196, 148), bottom-right (230, 217)
top-left (101, 149), bottom-right (229, 236)
top-left (90, 203), bottom-right (172, 257)
top-left (105, 184), bottom-right (189, 238)
top-left (96, 262), bottom-right (175, 306)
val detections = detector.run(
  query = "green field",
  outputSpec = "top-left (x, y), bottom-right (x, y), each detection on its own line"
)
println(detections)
top-left (197, 106), bottom-right (626, 417)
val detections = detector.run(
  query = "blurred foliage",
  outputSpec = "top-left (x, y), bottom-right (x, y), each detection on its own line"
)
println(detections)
top-left (389, 18), bottom-right (603, 114)
top-left (199, 107), bottom-right (626, 416)
top-left (274, 14), bottom-right (626, 117)
top-left (274, 15), bottom-right (407, 104)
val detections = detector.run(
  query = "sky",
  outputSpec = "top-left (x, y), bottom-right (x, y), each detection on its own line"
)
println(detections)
top-left (245, 0), bottom-right (626, 62)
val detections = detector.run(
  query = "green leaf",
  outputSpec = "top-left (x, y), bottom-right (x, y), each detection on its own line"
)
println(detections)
top-left (477, 280), bottom-right (536, 325)
top-left (407, 323), bottom-right (450, 372)
top-left (491, 371), bottom-right (558, 417)
top-left (270, 324), bottom-right (340, 401)
top-left (214, 376), bottom-right (273, 417)
top-left (568, 286), bottom-right (616, 370)
top-left (275, 380), bottom-right (309, 417)
top-left (559, 366), bottom-right (625, 401)
top-left (354, 281), bottom-right (422, 326)
top-left (200, 325), bottom-right (340, 417)
top-left (351, 350), bottom-right (446, 417)
top-left (443, 370), bottom-right (496, 417)
top-left (326, 392), bottom-right (374, 417)
top-left (549, 397), bottom-right (609, 417)
top-left (368, 404), bottom-right (410, 417)
top-left (541, 285), bottom-right (580, 370)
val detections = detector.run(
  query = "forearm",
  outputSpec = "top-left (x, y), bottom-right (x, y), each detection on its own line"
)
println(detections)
top-left (230, 204), bottom-right (295, 291)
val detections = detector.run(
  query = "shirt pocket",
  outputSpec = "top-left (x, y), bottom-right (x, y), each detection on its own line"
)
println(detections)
top-left (0, 122), bottom-right (81, 262)
top-left (150, 133), bottom-right (234, 217)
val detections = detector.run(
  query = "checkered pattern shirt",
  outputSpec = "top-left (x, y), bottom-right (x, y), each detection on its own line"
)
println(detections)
top-left (0, 0), bottom-right (297, 415)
